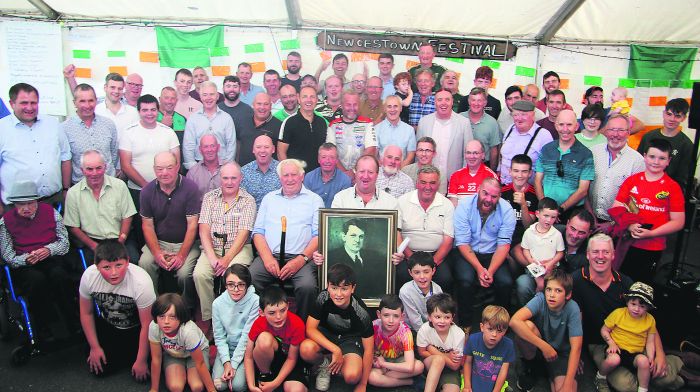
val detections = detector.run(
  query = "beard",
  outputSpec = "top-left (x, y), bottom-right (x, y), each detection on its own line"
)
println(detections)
top-left (225, 91), bottom-right (240, 102)
top-left (383, 166), bottom-right (398, 175)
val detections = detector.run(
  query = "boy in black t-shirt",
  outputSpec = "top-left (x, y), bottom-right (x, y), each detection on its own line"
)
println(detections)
top-left (299, 264), bottom-right (374, 392)
top-left (501, 154), bottom-right (539, 272)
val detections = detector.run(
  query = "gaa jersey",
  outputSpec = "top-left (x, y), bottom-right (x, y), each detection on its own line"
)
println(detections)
top-left (447, 164), bottom-right (499, 200)
top-left (326, 116), bottom-right (377, 170)
top-left (615, 172), bottom-right (684, 251)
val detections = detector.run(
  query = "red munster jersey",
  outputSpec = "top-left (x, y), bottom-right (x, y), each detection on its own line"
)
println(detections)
top-left (615, 172), bottom-right (684, 251)
top-left (447, 164), bottom-right (499, 199)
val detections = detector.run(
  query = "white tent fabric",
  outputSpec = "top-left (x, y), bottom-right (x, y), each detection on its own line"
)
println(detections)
top-left (2, 0), bottom-right (700, 44)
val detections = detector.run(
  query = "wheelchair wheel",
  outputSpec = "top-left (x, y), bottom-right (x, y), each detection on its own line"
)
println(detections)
top-left (10, 346), bottom-right (30, 366)
top-left (0, 298), bottom-right (11, 341)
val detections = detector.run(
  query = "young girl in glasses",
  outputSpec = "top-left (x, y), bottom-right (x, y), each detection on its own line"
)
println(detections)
top-left (211, 264), bottom-right (260, 390)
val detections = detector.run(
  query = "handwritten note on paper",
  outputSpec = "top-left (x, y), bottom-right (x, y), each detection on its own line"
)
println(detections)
top-left (2, 21), bottom-right (66, 116)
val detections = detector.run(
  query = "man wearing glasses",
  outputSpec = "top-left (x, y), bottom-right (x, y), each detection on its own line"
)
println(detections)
top-left (534, 109), bottom-right (594, 221)
top-left (588, 114), bottom-right (645, 232)
top-left (402, 137), bottom-right (447, 194)
top-left (637, 98), bottom-right (693, 192)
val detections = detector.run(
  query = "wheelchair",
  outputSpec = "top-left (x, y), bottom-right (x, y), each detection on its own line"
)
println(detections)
top-left (0, 247), bottom-right (94, 366)
top-left (0, 261), bottom-right (43, 366)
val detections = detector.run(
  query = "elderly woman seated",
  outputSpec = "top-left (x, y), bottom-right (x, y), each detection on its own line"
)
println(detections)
top-left (0, 180), bottom-right (76, 340)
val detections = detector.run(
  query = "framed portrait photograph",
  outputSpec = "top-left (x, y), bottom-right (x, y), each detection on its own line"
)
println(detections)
top-left (319, 208), bottom-right (398, 307)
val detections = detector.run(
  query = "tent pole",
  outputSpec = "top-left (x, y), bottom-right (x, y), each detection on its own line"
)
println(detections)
top-left (26, 0), bottom-right (60, 20)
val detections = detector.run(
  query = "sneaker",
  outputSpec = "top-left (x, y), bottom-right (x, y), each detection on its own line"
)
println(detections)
top-left (213, 377), bottom-right (225, 391)
top-left (315, 357), bottom-right (331, 391)
top-left (516, 360), bottom-right (535, 392)
top-left (594, 375), bottom-right (611, 392)
top-left (259, 372), bottom-right (274, 383)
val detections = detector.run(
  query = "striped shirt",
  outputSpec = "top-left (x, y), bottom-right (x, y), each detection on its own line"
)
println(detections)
top-left (199, 187), bottom-right (256, 253)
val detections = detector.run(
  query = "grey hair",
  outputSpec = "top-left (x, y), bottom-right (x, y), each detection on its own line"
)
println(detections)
top-left (80, 149), bottom-right (106, 168)
top-left (276, 159), bottom-right (306, 176)
top-left (587, 233), bottom-right (614, 250)
top-left (417, 164), bottom-right (441, 178)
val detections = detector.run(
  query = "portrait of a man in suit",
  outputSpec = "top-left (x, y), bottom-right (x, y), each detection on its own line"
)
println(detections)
top-left (327, 218), bottom-right (387, 299)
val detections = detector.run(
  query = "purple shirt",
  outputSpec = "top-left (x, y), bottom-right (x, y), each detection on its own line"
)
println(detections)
top-left (140, 176), bottom-right (201, 243)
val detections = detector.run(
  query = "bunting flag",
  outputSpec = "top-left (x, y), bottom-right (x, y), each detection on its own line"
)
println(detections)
top-left (155, 25), bottom-right (224, 68)
top-left (628, 44), bottom-right (697, 82)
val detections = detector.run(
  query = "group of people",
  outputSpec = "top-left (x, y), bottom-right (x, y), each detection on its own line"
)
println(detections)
top-left (0, 42), bottom-right (698, 392)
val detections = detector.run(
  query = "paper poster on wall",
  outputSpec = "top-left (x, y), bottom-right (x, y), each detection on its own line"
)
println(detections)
top-left (2, 21), bottom-right (66, 116)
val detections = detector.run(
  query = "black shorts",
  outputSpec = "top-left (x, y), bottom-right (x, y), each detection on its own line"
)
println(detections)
top-left (318, 326), bottom-right (364, 357)
top-left (256, 345), bottom-right (307, 385)
top-left (618, 349), bottom-right (642, 373)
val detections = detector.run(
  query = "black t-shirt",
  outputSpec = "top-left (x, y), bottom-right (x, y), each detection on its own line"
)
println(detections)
top-left (235, 116), bottom-right (282, 166)
top-left (309, 290), bottom-right (374, 339)
top-left (281, 76), bottom-right (302, 93)
top-left (637, 128), bottom-right (694, 192)
top-left (572, 266), bottom-right (633, 345)
top-left (218, 101), bottom-right (255, 151)
top-left (458, 93), bottom-right (502, 120)
top-left (279, 112), bottom-right (328, 171)
top-left (500, 184), bottom-right (538, 244)
top-left (396, 92), bottom-right (410, 124)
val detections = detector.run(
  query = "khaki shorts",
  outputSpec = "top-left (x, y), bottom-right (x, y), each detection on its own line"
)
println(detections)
top-left (163, 344), bottom-right (210, 370)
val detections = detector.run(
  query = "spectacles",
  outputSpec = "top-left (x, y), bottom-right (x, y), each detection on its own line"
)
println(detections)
top-left (127, 82), bottom-right (143, 88)
top-left (352, 80), bottom-right (366, 85)
top-left (556, 160), bottom-right (564, 177)
top-left (225, 282), bottom-right (246, 290)
top-left (606, 128), bottom-right (629, 134)
top-left (417, 148), bottom-right (435, 153)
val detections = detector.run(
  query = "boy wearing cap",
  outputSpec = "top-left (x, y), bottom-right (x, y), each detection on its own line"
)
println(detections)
top-left (599, 282), bottom-right (657, 392)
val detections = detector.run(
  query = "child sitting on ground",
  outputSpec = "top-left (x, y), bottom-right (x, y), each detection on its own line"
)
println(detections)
top-left (148, 293), bottom-right (215, 392)
top-left (598, 282), bottom-right (657, 392)
top-left (369, 294), bottom-right (424, 387)
top-left (463, 305), bottom-right (515, 392)
top-left (416, 293), bottom-right (465, 392)
top-left (299, 263), bottom-right (374, 392)
top-left (515, 197), bottom-right (565, 306)
top-left (399, 251), bottom-right (443, 332)
top-left (510, 269), bottom-right (583, 392)
top-left (244, 285), bottom-right (307, 392)
top-left (211, 265), bottom-right (260, 391)
top-left (78, 239), bottom-right (154, 380)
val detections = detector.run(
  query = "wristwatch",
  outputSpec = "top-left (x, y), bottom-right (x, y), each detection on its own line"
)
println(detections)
top-left (301, 254), bottom-right (310, 263)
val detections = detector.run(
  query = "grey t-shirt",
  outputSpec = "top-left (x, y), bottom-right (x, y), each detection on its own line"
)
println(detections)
top-left (525, 292), bottom-right (582, 352)
top-left (148, 320), bottom-right (207, 358)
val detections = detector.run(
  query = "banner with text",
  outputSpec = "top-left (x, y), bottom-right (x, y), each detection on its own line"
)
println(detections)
top-left (316, 31), bottom-right (516, 61)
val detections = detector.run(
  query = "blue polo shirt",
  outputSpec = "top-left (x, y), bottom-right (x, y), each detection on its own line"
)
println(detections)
top-left (535, 140), bottom-right (595, 206)
top-left (303, 167), bottom-right (352, 208)
top-left (454, 194), bottom-right (516, 254)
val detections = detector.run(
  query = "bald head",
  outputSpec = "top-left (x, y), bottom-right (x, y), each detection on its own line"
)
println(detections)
top-left (252, 134), bottom-right (275, 165)
top-left (154, 151), bottom-right (178, 167)
top-left (253, 92), bottom-right (272, 121)
top-left (557, 109), bottom-right (577, 123)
